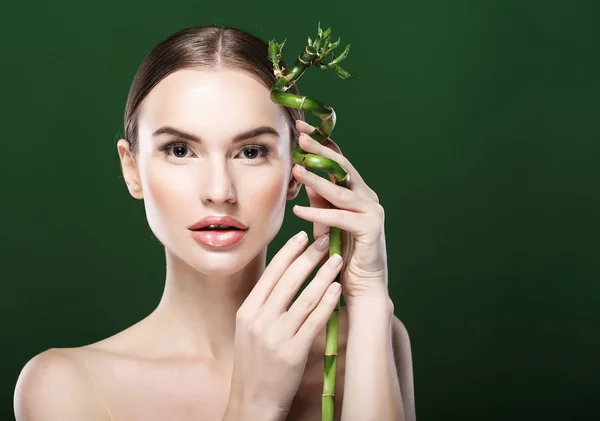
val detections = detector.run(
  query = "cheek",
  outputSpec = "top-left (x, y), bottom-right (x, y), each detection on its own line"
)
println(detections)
top-left (244, 169), bottom-right (288, 211)
top-left (141, 163), bottom-right (196, 233)
top-left (146, 167), bottom-right (187, 206)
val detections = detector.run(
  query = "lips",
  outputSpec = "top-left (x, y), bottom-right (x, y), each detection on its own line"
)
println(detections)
top-left (191, 229), bottom-right (247, 248)
top-left (188, 215), bottom-right (248, 231)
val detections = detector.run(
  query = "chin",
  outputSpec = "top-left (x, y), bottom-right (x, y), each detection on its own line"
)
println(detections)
top-left (184, 242), bottom-right (259, 275)
top-left (189, 257), bottom-right (248, 276)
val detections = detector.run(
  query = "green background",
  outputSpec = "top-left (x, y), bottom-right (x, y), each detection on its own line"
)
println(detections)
top-left (2, 0), bottom-right (598, 419)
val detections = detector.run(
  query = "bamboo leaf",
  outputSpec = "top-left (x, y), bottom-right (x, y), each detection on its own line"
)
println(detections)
top-left (322, 36), bottom-right (340, 57)
top-left (317, 21), bottom-right (323, 37)
top-left (330, 36), bottom-right (341, 50)
top-left (331, 63), bottom-right (356, 79)
top-left (328, 44), bottom-right (351, 66)
top-left (278, 38), bottom-right (287, 54)
top-left (268, 39), bottom-right (279, 63)
top-left (321, 33), bottom-right (331, 51)
top-left (323, 26), bottom-right (332, 38)
top-left (308, 36), bottom-right (313, 46)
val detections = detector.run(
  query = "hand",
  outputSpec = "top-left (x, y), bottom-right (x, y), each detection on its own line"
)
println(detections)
top-left (292, 120), bottom-right (389, 302)
top-left (228, 231), bottom-right (343, 420)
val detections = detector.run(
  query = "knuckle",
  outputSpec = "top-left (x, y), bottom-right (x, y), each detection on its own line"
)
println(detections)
top-left (247, 320), bottom-right (263, 338)
top-left (263, 333), bottom-right (279, 351)
top-left (299, 296), bottom-right (316, 312)
top-left (338, 156), bottom-right (351, 170)
top-left (236, 308), bottom-right (250, 324)
top-left (371, 190), bottom-right (380, 204)
top-left (370, 203), bottom-right (384, 220)
top-left (338, 187), bottom-right (352, 204)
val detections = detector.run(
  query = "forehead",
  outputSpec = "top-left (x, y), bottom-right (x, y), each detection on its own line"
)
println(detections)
top-left (137, 68), bottom-right (287, 141)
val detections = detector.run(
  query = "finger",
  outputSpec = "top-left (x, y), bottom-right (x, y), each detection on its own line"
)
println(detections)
top-left (293, 205), bottom-right (380, 239)
top-left (279, 253), bottom-right (343, 338)
top-left (240, 231), bottom-right (308, 316)
top-left (296, 119), bottom-right (317, 135)
top-left (295, 120), bottom-right (376, 202)
top-left (296, 120), bottom-right (341, 151)
top-left (261, 233), bottom-right (331, 318)
top-left (290, 280), bottom-right (342, 349)
top-left (294, 164), bottom-right (373, 213)
top-left (305, 184), bottom-right (330, 240)
top-left (304, 184), bottom-right (334, 267)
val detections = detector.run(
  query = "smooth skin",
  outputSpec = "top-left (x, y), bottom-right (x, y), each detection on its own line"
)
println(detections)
top-left (226, 231), bottom-right (343, 421)
top-left (13, 68), bottom-right (414, 421)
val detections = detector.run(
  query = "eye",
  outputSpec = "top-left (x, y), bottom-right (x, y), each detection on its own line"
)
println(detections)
top-left (159, 141), bottom-right (193, 158)
top-left (238, 144), bottom-right (271, 161)
top-left (158, 140), bottom-right (272, 161)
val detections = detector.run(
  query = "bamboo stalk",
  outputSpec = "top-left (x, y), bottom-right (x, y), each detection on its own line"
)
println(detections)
top-left (268, 22), bottom-right (356, 421)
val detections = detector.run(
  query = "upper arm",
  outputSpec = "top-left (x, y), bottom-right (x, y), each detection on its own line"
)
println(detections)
top-left (14, 348), bottom-right (111, 421)
top-left (392, 316), bottom-right (416, 421)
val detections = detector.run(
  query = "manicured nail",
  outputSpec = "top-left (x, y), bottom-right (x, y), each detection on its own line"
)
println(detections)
top-left (328, 253), bottom-right (342, 268)
top-left (294, 230), bottom-right (308, 243)
top-left (316, 234), bottom-right (329, 251)
top-left (327, 282), bottom-right (341, 295)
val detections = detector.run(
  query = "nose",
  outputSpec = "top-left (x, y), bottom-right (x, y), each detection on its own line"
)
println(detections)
top-left (200, 156), bottom-right (236, 204)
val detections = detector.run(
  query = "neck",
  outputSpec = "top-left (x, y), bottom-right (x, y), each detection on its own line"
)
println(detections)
top-left (149, 246), bottom-right (268, 364)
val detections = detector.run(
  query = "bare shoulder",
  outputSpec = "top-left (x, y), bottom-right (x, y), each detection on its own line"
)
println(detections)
top-left (14, 348), bottom-right (111, 421)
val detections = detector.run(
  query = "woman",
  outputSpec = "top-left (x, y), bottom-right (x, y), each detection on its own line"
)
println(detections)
top-left (14, 25), bottom-right (415, 421)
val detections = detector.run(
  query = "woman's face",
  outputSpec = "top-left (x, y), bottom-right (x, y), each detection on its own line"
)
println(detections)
top-left (117, 68), bottom-right (301, 274)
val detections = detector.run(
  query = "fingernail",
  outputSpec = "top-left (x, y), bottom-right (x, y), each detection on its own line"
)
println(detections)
top-left (295, 164), bottom-right (306, 173)
top-left (294, 230), bottom-right (307, 243)
top-left (316, 234), bottom-right (329, 251)
top-left (327, 282), bottom-right (341, 295)
top-left (328, 254), bottom-right (342, 268)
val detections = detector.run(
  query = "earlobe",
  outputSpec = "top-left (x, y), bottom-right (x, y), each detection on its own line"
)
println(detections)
top-left (286, 171), bottom-right (302, 201)
top-left (116, 139), bottom-right (143, 200)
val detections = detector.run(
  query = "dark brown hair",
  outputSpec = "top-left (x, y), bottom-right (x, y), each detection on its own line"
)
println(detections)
top-left (123, 25), bottom-right (304, 158)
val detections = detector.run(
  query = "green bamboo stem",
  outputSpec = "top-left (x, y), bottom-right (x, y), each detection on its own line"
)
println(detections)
top-left (268, 22), bottom-right (356, 421)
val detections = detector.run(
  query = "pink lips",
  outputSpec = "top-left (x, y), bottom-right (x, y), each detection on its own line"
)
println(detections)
top-left (190, 229), bottom-right (247, 248)
top-left (188, 215), bottom-right (248, 231)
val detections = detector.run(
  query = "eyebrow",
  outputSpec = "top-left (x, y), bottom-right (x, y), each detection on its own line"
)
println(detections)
top-left (152, 125), bottom-right (281, 143)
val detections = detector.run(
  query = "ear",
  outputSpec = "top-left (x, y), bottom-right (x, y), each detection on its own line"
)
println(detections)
top-left (116, 139), bottom-right (143, 200)
top-left (286, 166), bottom-right (303, 201)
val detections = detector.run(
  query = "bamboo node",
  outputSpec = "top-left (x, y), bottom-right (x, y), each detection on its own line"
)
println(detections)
top-left (322, 393), bottom-right (336, 397)
top-left (298, 55), bottom-right (309, 65)
top-left (299, 95), bottom-right (307, 109)
top-left (320, 108), bottom-right (334, 121)
top-left (324, 352), bottom-right (338, 356)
